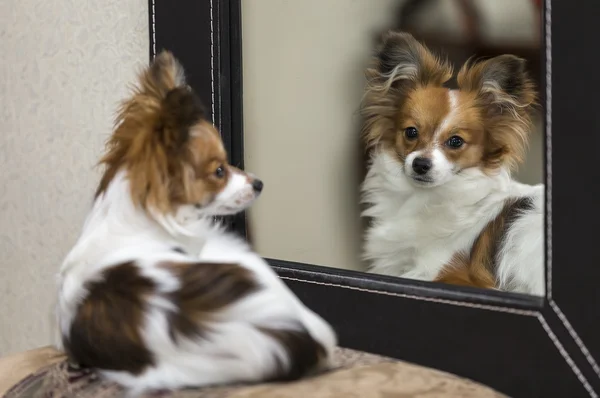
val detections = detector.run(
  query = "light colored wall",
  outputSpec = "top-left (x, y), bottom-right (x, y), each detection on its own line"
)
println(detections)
top-left (242, 0), bottom-right (402, 271)
top-left (242, 0), bottom-right (543, 272)
top-left (0, 0), bottom-right (148, 355)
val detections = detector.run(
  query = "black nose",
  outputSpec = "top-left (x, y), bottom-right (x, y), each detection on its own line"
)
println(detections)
top-left (412, 157), bottom-right (432, 175)
top-left (252, 179), bottom-right (263, 193)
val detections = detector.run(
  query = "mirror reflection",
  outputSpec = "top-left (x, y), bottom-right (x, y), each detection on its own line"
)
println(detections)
top-left (242, 0), bottom-right (544, 296)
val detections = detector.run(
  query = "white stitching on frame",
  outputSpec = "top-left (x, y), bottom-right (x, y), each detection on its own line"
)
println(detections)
top-left (210, 0), bottom-right (216, 124)
top-left (545, 0), bottom-right (553, 300)
top-left (280, 276), bottom-right (597, 396)
top-left (543, 0), bottom-right (599, 380)
top-left (210, 0), bottom-right (218, 224)
top-left (151, 0), bottom-right (156, 58)
top-left (537, 314), bottom-right (598, 397)
top-left (550, 300), bottom-right (600, 378)
top-left (217, 7), bottom-right (222, 131)
top-left (278, 276), bottom-right (539, 317)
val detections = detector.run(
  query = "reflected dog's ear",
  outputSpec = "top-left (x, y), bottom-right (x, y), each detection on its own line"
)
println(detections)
top-left (457, 54), bottom-right (536, 116)
top-left (457, 55), bottom-right (538, 171)
top-left (375, 31), bottom-right (452, 87)
top-left (361, 31), bottom-right (452, 149)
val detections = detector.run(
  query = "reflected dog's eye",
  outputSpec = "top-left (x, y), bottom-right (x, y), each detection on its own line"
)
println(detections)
top-left (215, 166), bottom-right (225, 178)
top-left (404, 127), bottom-right (418, 140)
top-left (445, 136), bottom-right (464, 149)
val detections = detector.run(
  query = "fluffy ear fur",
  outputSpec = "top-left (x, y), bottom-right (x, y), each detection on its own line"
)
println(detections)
top-left (140, 51), bottom-right (206, 152)
top-left (457, 55), bottom-right (537, 171)
top-left (159, 86), bottom-right (206, 151)
top-left (376, 31), bottom-right (452, 86)
top-left (361, 31), bottom-right (452, 149)
top-left (139, 51), bottom-right (187, 98)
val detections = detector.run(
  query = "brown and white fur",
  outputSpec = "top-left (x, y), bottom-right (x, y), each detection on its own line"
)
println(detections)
top-left (361, 32), bottom-right (544, 295)
top-left (56, 52), bottom-right (337, 395)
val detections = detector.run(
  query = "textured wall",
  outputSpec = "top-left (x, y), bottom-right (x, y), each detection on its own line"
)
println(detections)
top-left (0, 0), bottom-right (148, 355)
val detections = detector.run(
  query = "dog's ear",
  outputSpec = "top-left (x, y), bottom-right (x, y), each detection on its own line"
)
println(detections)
top-left (140, 51), bottom-right (187, 97)
top-left (159, 87), bottom-right (207, 151)
top-left (457, 55), bottom-right (536, 116)
top-left (457, 55), bottom-right (538, 171)
top-left (139, 51), bottom-right (206, 152)
top-left (373, 31), bottom-right (452, 89)
top-left (361, 31), bottom-right (452, 149)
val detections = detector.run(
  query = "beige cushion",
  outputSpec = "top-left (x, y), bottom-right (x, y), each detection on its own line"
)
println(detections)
top-left (0, 346), bottom-right (66, 396)
top-left (1, 346), bottom-right (506, 398)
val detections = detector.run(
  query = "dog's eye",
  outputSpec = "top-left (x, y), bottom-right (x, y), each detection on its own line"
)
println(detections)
top-left (215, 166), bottom-right (225, 178)
top-left (446, 136), bottom-right (464, 149)
top-left (404, 127), bottom-right (418, 140)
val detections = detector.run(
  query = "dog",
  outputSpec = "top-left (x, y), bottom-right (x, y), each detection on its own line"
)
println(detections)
top-left (56, 51), bottom-right (337, 395)
top-left (360, 32), bottom-right (544, 296)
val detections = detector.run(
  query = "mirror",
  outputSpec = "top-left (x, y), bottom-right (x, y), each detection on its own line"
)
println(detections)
top-left (241, 0), bottom-right (544, 296)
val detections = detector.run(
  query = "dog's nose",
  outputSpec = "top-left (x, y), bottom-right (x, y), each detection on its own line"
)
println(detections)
top-left (252, 179), bottom-right (264, 193)
top-left (412, 157), bottom-right (432, 175)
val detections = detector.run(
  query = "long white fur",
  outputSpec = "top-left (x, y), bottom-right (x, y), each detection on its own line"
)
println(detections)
top-left (56, 168), bottom-right (337, 395)
top-left (362, 149), bottom-right (545, 296)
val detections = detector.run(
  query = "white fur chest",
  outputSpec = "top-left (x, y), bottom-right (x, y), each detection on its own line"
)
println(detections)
top-left (361, 151), bottom-right (511, 280)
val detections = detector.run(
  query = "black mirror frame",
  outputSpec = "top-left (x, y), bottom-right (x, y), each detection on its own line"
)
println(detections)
top-left (149, 1), bottom-right (600, 396)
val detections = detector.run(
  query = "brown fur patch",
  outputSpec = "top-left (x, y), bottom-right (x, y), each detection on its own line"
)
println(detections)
top-left (435, 197), bottom-right (535, 289)
top-left (260, 326), bottom-right (326, 381)
top-left (63, 263), bottom-right (156, 374)
top-left (435, 252), bottom-right (496, 289)
top-left (160, 261), bottom-right (323, 381)
top-left (161, 261), bottom-right (260, 341)
top-left (94, 51), bottom-right (233, 214)
top-left (393, 86), bottom-right (450, 156)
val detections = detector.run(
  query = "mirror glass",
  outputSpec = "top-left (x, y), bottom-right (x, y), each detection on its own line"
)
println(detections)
top-left (241, 0), bottom-right (545, 296)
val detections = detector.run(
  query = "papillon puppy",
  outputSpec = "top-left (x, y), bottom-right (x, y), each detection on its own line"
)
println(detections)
top-left (56, 51), bottom-right (336, 395)
top-left (361, 32), bottom-right (544, 296)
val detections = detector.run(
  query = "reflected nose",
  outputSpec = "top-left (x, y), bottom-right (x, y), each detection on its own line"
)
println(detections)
top-left (412, 157), bottom-right (432, 175)
top-left (252, 179), bottom-right (264, 193)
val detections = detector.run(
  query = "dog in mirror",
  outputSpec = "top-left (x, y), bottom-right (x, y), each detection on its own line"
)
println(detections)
top-left (361, 31), bottom-right (544, 296)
